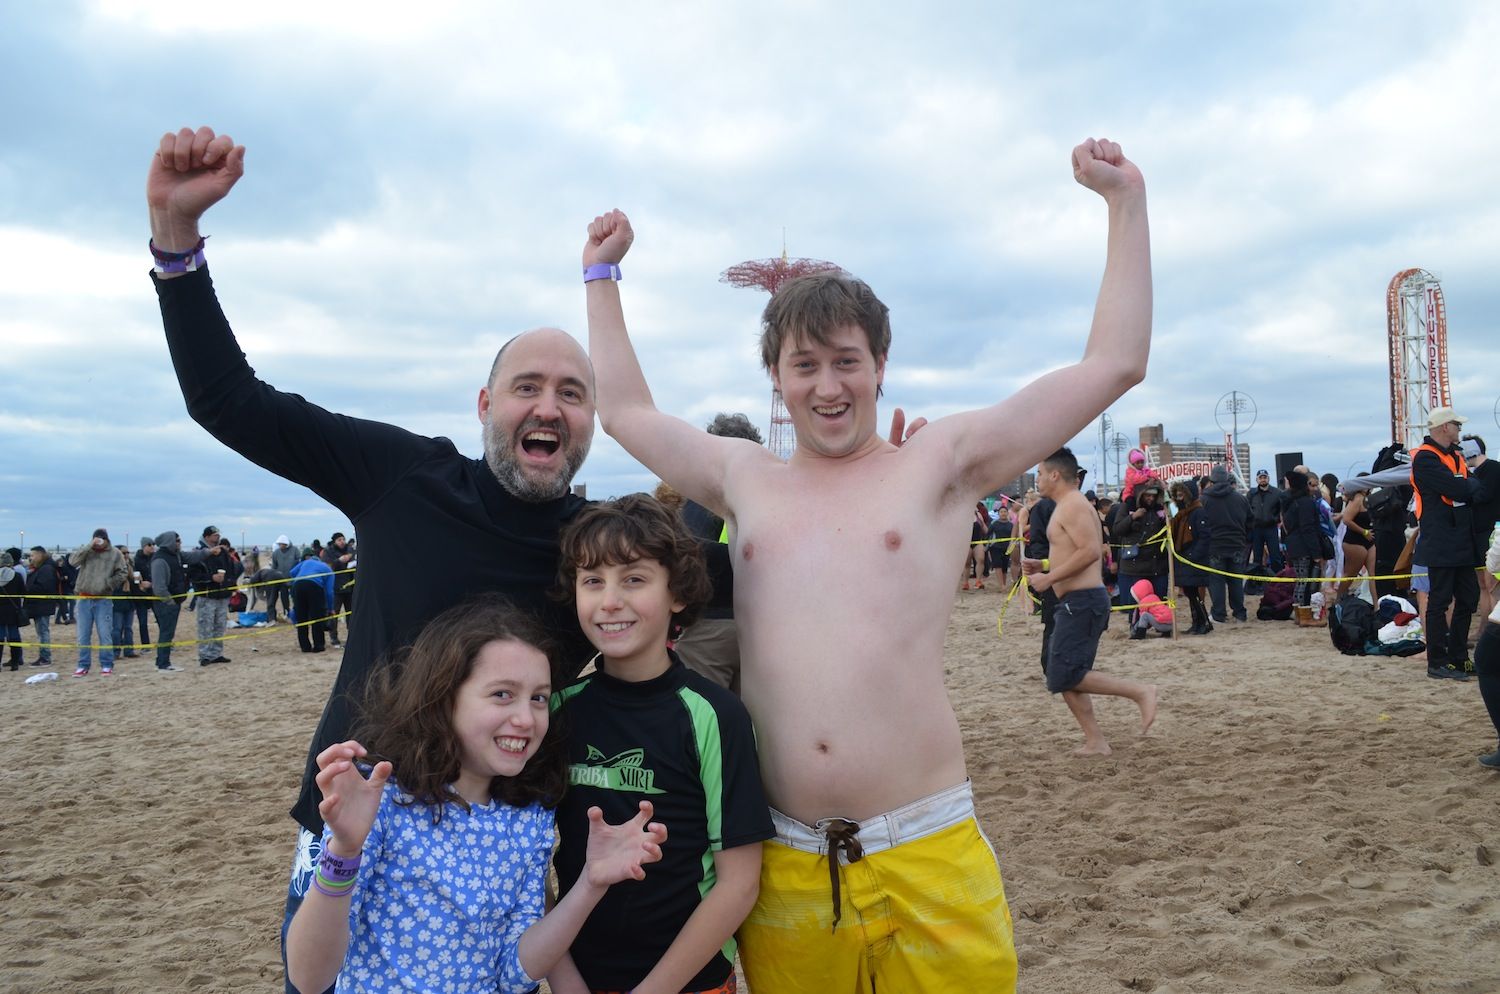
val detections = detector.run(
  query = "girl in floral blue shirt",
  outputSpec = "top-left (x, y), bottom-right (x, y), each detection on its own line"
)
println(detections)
top-left (286, 595), bottom-right (667, 994)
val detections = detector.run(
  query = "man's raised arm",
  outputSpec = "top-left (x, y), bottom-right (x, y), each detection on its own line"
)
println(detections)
top-left (583, 210), bottom-right (757, 514)
top-left (947, 138), bottom-right (1152, 494)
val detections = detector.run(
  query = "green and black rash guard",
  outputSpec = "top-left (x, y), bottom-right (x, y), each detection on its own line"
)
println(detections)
top-left (553, 651), bottom-right (773, 992)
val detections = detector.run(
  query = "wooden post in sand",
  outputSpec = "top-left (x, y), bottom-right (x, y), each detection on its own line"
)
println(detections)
top-left (1166, 526), bottom-right (1180, 642)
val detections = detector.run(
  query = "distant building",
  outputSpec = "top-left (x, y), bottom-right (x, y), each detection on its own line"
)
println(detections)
top-left (1137, 424), bottom-right (1251, 483)
top-left (991, 472), bottom-right (1036, 503)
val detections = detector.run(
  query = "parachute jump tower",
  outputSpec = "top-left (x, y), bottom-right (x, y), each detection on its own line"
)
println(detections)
top-left (720, 248), bottom-right (844, 460)
top-left (1387, 269), bottom-right (1450, 451)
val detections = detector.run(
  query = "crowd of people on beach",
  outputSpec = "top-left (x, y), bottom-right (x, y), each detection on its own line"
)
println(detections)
top-left (970, 432), bottom-right (1498, 675)
top-left (0, 530), bottom-right (356, 674)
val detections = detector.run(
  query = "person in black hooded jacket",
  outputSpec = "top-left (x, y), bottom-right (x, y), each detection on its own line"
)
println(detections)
top-left (1200, 466), bottom-right (1251, 623)
top-left (24, 548), bottom-right (60, 666)
top-left (1280, 470), bottom-right (1324, 610)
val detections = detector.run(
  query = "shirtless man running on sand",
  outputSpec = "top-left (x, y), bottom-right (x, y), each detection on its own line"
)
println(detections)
top-left (1023, 446), bottom-right (1158, 757)
top-left (582, 138), bottom-right (1150, 993)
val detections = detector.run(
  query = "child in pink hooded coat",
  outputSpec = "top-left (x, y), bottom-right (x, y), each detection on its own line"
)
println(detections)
top-left (1130, 578), bottom-right (1173, 638)
top-left (1121, 449), bottom-right (1158, 507)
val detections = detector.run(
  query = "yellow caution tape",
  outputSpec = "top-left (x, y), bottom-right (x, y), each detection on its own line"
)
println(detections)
top-left (2, 610), bottom-right (350, 651)
top-left (14, 566), bottom-right (355, 601)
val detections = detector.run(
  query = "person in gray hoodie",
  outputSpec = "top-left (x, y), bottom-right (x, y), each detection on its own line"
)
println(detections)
top-left (270, 534), bottom-right (298, 619)
top-left (68, 528), bottom-right (129, 675)
top-left (148, 531), bottom-right (212, 672)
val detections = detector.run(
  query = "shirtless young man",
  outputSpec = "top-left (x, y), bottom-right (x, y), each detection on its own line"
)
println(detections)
top-left (582, 138), bottom-right (1151, 993)
top-left (1022, 447), bottom-right (1158, 757)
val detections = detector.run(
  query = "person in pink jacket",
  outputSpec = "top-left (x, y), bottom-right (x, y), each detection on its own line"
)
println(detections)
top-left (1129, 578), bottom-right (1173, 639)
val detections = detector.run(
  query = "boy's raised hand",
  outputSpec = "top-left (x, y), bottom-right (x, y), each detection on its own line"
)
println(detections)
top-left (313, 739), bottom-right (392, 857)
top-left (584, 209), bottom-right (634, 268)
top-left (1071, 137), bottom-right (1143, 200)
top-left (582, 801), bottom-right (668, 888)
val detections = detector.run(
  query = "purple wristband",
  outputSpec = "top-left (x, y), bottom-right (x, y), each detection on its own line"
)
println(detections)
top-left (319, 846), bottom-right (362, 884)
top-left (310, 875), bottom-right (355, 898)
top-left (583, 263), bottom-right (622, 283)
top-left (153, 249), bottom-right (206, 274)
top-left (150, 236), bottom-right (208, 275)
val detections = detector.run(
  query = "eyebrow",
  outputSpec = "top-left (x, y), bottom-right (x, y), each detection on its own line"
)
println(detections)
top-left (508, 371), bottom-right (590, 394)
top-left (786, 345), bottom-right (864, 358)
top-left (483, 678), bottom-right (551, 693)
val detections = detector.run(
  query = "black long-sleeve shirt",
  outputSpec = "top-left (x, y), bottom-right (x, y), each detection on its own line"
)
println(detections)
top-left (155, 268), bottom-right (594, 835)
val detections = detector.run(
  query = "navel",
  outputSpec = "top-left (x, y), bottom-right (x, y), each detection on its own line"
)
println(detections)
top-left (816, 741), bottom-right (831, 754)
top-left (883, 529), bottom-right (902, 551)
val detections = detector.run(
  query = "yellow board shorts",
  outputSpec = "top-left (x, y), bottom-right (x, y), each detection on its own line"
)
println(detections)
top-left (739, 781), bottom-right (1017, 994)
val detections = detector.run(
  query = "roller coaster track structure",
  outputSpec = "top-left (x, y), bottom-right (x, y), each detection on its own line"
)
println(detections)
top-left (1387, 268), bottom-right (1449, 450)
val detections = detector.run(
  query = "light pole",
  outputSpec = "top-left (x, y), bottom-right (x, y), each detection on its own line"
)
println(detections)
top-left (1109, 432), bottom-right (1129, 490)
top-left (1215, 390), bottom-right (1258, 479)
top-left (1098, 413), bottom-right (1113, 488)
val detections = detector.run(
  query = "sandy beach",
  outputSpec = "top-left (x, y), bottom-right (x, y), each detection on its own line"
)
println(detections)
top-left (2, 592), bottom-right (1497, 993)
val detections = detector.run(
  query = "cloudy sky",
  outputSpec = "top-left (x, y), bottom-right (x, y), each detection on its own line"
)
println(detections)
top-left (4, 1), bottom-right (1497, 550)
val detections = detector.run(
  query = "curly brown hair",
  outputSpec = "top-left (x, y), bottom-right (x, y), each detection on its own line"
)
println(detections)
top-left (351, 593), bottom-right (569, 822)
top-left (556, 493), bottom-right (712, 631)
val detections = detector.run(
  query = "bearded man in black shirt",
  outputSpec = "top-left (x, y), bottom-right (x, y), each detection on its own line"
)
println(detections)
top-left (148, 125), bottom-right (601, 994)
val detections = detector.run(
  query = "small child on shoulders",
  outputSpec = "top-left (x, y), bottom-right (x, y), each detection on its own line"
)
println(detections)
top-left (548, 494), bottom-right (773, 994)
top-left (1121, 449), bottom-right (1159, 510)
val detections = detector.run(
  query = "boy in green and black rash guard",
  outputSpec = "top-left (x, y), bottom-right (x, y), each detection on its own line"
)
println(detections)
top-left (551, 495), bottom-right (772, 994)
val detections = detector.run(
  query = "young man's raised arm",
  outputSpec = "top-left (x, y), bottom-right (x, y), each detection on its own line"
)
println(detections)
top-left (929, 138), bottom-right (1153, 497)
top-left (583, 210), bottom-right (759, 515)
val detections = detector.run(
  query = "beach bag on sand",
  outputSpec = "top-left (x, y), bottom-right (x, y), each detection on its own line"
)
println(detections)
top-left (1328, 594), bottom-right (1378, 656)
top-left (1365, 637), bottom-right (1426, 657)
top-left (228, 590), bottom-right (248, 612)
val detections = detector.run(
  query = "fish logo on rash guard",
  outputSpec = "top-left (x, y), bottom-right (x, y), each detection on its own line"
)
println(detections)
top-left (568, 744), bottom-right (665, 794)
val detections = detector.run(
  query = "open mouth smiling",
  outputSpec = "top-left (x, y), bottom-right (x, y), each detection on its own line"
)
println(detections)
top-left (520, 428), bottom-right (561, 457)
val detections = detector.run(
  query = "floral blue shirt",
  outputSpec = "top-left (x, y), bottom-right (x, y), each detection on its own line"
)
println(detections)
top-left (325, 783), bottom-right (554, 993)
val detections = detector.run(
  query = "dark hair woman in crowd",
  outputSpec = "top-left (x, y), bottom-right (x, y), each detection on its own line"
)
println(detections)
top-left (1169, 479), bottom-right (1214, 635)
top-left (1112, 480), bottom-right (1170, 625)
top-left (1281, 469), bottom-right (1325, 622)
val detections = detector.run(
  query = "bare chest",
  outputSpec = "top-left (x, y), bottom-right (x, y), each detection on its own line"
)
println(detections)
top-left (730, 466), bottom-right (960, 583)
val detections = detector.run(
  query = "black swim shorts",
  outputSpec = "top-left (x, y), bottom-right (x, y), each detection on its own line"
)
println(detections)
top-left (1045, 586), bottom-right (1111, 693)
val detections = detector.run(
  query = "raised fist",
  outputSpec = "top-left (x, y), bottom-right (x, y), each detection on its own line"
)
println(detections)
top-left (146, 126), bottom-right (246, 242)
top-left (583, 209), bottom-right (634, 268)
top-left (1071, 138), bottom-right (1143, 199)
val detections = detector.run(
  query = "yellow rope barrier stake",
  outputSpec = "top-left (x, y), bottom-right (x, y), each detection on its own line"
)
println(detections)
top-left (996, 575), bottom-right (1031, 637)
top-left (2, 610), bottom-right (352, 652)
top-left (1166, 522), bottom-right (1179, 642)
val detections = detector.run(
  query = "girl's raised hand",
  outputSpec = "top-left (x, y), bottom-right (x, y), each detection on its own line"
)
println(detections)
top-left (313, 740), bottom-right (393, 857)
top-left (582, 801), bottom-right (668, 887)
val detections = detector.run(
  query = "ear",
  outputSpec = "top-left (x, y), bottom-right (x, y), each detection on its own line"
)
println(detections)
top-left (874, 354), bottom-right (886, 389)
top-left (477, 385), bottom-right (491, 424)
top-left (769, 363), bottom-right (782, 393)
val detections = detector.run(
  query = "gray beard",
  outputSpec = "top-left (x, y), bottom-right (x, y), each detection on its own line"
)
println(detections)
top-left (482, 416), bottom-right (585, 502)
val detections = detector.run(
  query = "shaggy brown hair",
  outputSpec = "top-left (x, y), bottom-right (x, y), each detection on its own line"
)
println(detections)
top-left (351, 593), bottom-right (569, 822)
top-left (556, 493), bottom-right (712, 631)
top-left (758, 272), bottom-right (891, 390)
